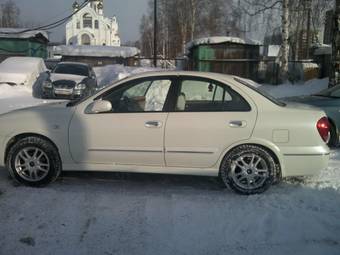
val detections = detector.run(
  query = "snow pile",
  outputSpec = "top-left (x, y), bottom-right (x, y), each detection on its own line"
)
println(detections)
top-left (267, 45), bottom-right (281, 57)
top-left (186, 36), bottom-right (261, 52)
top-left (0, 28), bottom-right (48, 40)
top-left (54, 45), bottom-right (140, 58)
top-left (94, 64), bottom-right (159, 87)
top-left (0, 84), bottom-right (49, 115)
top-left (260, 78), bottom-right (329, 98)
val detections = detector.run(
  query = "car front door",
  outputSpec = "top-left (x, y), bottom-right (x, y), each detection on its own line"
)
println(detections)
top-left (69, 76), bottom-right (174, 166)
top-left (164, 77), bottom-right (257, 168)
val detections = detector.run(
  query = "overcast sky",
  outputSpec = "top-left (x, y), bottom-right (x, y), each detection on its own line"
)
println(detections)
top-left (13, 0), bottom-right (150, 43)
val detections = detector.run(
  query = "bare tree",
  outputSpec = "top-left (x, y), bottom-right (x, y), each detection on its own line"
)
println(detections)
top-left (0, 0), bottom-right (20, 28)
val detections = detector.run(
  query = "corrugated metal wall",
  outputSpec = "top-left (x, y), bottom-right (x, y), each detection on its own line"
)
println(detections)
top-left (0, 38), bottom-right (47, 62)
top-left (188, 43), bottom-right (260, 81)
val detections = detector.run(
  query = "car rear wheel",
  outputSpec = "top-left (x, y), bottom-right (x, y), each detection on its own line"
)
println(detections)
top-left (220, 145), bottom-right (276, 195)
top-left (6, 136), bottom-right (61, 187)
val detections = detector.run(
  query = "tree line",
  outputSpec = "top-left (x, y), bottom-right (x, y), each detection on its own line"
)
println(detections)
top-left (139, 0), bottom-right (333, 81)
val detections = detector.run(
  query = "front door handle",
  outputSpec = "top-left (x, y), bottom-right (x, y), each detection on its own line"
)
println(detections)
top-left (229, 120), bottom-right (246, 128)
top-left (145, 121), bottom-right (162, 128)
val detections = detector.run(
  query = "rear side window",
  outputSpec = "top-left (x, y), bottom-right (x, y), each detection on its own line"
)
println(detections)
top-left (175, 79), bottom-right (251, 112)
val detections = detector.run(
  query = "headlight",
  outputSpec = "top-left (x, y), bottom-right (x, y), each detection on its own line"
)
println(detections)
top-left (75, 83), bottom-right (86, 90)
top-left (43, 80), bottom-right (52, 88)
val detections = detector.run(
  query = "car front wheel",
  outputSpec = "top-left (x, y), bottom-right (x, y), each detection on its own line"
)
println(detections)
top-left (6, 136), bottom-right (61, 187)
top-left (220, 145), bottom-right (277, 195)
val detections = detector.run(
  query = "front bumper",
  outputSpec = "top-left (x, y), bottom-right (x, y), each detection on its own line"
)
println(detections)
top-left (43, 88), bottom-right (84, 99)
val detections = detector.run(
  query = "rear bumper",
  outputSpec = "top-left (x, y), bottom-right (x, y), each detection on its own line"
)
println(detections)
top-left (280, 145), bottom-right (330, 177)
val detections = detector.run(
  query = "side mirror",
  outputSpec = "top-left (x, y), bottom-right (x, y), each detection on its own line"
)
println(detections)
top-left (85, 100), bottom-right (112, 114)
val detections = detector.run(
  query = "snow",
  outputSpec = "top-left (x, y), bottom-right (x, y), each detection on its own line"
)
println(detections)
top-left (313, 44), bottom-right (331, 55)
top-left (259, 78), bottom-right (329, 98)
top-left (53, 45), bottom-right (140, 58)
top-left (0, 28), bottom-right (48, 40)
top-left (267, 45), bottom-right (281, 57)
top-left (0, 65), bottom-right (340, 254)
top-left (186, 36), bottom-right (261, 52)
top-left (94, 64), bottom-right (159, 87)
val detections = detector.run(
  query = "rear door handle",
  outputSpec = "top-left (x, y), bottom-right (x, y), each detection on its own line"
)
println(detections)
top-left (145, 121), bottom-right (162, 128)
top-left (229, 120), bottom-right (246, 128)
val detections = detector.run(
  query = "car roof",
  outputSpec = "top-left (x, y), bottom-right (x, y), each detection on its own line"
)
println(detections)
top-left (121, 70), bottom-right (238, 84)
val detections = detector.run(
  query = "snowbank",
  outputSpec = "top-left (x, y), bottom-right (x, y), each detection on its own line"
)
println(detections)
top-left (0, 84), bottom-right (49, 115)
top-left (53, 45), bottom-right (140, 58)
top-left (260, 78), bottom-right (329, 98)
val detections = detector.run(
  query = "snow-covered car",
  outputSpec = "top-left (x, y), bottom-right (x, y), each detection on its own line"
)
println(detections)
top-left (0, 57), bottom-right (47, 87)
top-left (42, 62), bottom-right (97, 99)
top-left (0, 71), bottom-right (330, 194)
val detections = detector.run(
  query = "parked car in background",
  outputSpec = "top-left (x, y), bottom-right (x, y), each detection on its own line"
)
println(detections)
top-left (0, 57), bottom-right (47, 87)
top-left (42, 62), bottom-right (97, 99)
top-left (0, 72), bottom-right (330, 195)
top-left (284, 86), bottom-right (340, 147)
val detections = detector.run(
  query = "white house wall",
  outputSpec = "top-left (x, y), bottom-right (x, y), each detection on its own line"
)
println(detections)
top-left (66, 2), bottom-right (121, 47)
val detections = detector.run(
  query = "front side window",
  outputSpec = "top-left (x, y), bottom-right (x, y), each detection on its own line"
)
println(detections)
top-left (175, 79), bottom-right (251, 112)
top-left (102, 79), bottom-right (172, 113)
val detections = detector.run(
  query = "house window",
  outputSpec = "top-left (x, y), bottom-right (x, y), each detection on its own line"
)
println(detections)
top-left (83, 13), bottom-right (92, 28)
top-left (76, 22), bottom-right (80, 29)
top-left (94, 20), bottom-right (99, 29)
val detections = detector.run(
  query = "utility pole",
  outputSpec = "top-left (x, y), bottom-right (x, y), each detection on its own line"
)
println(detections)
top-left (153, 0), bottom-right (158, 67)
top-left (306, 0), bottom-right (312, 59)
top-left (330, 0), bottom-right (340, 87)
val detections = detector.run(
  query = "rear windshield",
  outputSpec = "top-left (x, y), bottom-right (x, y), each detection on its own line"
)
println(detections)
top-left (53, 64), bottom-right (89, 77)
top-left (234, 78), bottom-right (286, 107)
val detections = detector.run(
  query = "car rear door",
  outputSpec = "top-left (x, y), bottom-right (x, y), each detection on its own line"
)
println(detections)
top-left (164, 76), bottom-right (257, 168)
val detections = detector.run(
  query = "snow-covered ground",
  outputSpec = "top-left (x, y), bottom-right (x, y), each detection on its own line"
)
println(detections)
top-left (0, 67), bottom-right (339, 254)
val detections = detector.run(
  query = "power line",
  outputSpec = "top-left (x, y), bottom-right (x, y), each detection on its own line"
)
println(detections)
top-left (0, 0), bottom-right (90, 35)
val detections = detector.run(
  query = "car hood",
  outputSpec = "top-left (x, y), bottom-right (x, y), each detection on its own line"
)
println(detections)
top-left (0, 101), bottom-right (75, 136)
top-left (50, 73), bottom-right (86, 84)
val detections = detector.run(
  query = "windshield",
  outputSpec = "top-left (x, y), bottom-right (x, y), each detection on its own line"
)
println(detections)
top-left (314, 86), bottom-right (340, 98)
top-left (53, 64), bottom-right (89, 77)
top-left (234, 78), bottom-right (286, 107)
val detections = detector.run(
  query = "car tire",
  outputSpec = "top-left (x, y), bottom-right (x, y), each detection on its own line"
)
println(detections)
top-left (220, 145), bottom-right (277, 195)
top-left (328, 124), bottom-right (338, 148)
top-left (6, 136), bottom-right (61, 187)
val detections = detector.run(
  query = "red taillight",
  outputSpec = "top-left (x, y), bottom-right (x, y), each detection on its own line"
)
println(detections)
top-left (317, 117), bottom-right (330, 143)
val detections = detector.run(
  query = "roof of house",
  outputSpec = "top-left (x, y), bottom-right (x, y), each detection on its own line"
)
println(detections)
top-left (186, 36), bottom-right (261, 52)
top-left (53, 45), bottom-right (140, 58)
top-left (0, 28), bottom-right (49, 41)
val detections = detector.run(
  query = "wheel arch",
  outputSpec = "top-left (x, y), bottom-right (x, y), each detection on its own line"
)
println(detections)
top-left (218, 142), bottom-right (282, 180)
top-left (5, 133), bottom-right (60, 163)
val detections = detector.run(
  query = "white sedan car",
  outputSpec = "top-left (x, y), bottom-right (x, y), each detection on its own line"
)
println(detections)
top-left (0, 72), bottom-right (330, 194)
